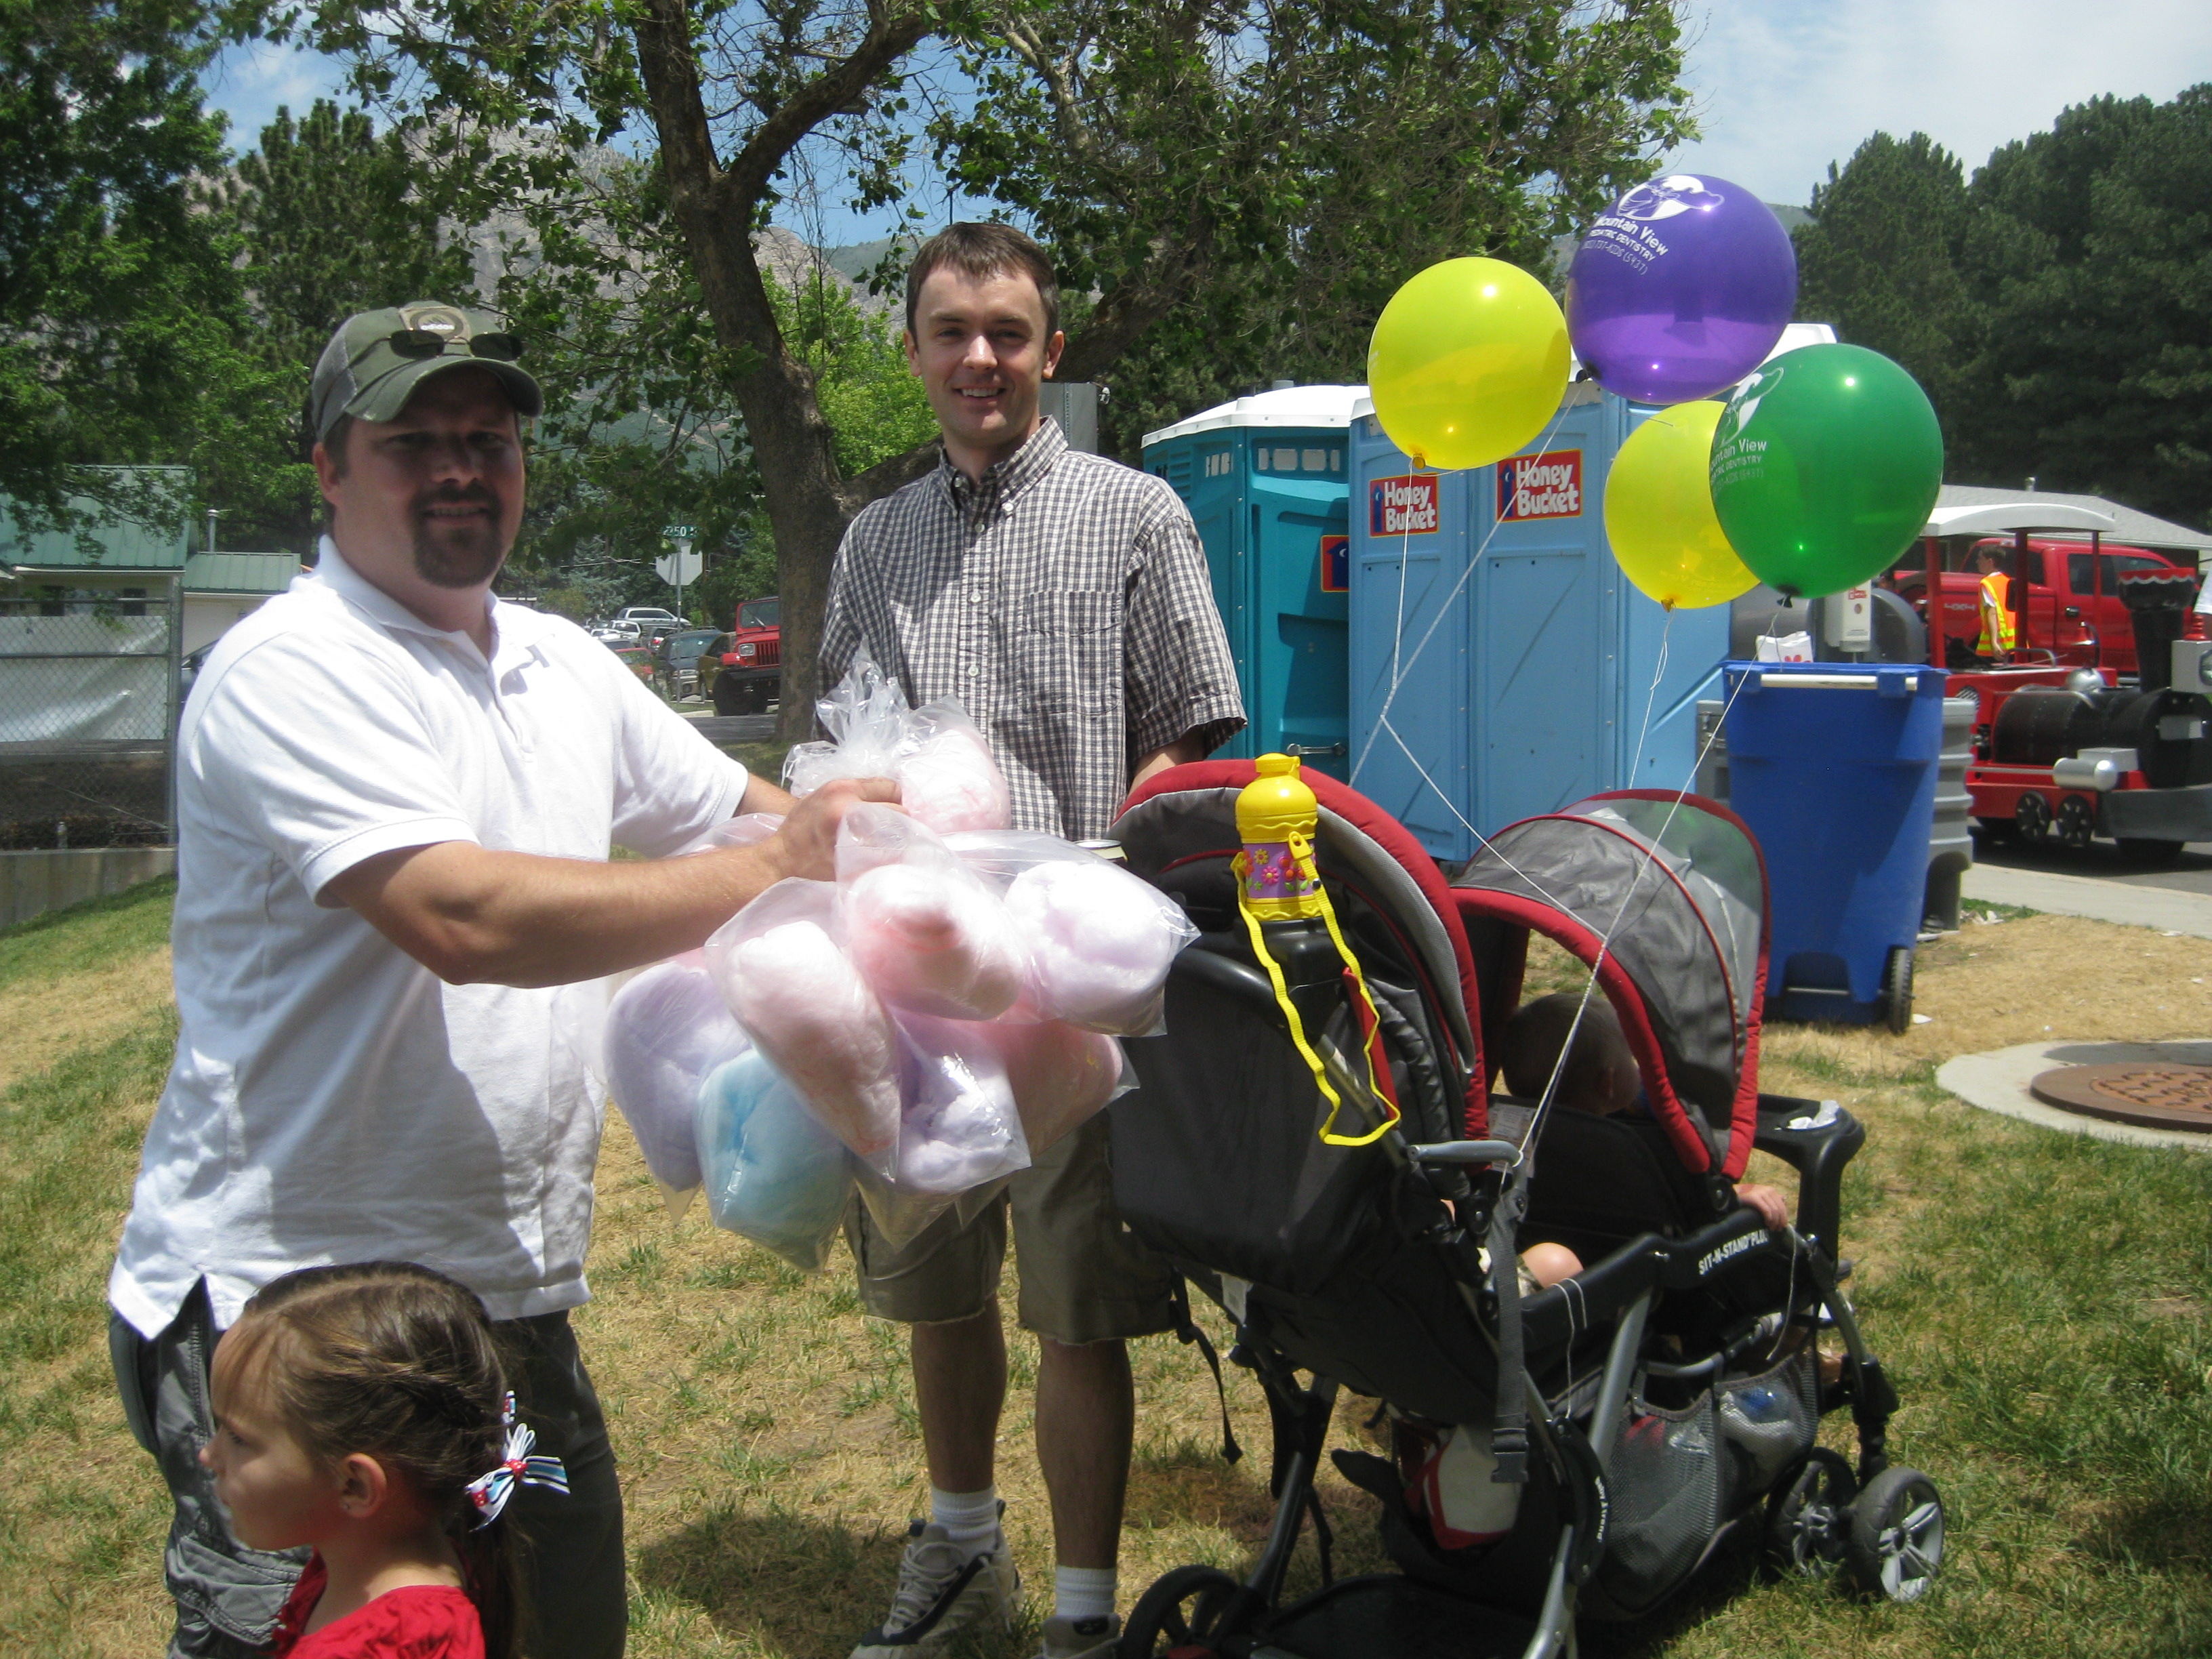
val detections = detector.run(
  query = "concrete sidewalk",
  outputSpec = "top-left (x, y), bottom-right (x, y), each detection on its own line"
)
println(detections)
top-left (1963, 863), bottom-right (2212, 940)
top-left (1938, 1038), bottom-right (2212, 1151)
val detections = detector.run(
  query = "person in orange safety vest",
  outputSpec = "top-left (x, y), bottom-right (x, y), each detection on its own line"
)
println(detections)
top-left (1975, 544), bottom-right (2016, 655)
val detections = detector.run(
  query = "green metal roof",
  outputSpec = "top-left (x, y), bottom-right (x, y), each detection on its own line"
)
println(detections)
top-left (0, 470), bottom-right (192, 570)
top-left (184, 552), bottom-right (303, 594)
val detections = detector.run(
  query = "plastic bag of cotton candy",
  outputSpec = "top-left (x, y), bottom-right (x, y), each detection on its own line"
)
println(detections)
top-left (835, 806), bottom-right (1028, 1021)
top-left (598, 955), bottom-right (754, 1214)
top-left (855, 1012), bottom-right (1036, 1248)
top-left (947, 831), bottom-right (1200, 1036)
top-left (694, 1048), bottom-right (853, 1271)
top-left (704, 879), bottom-right (904, 1172)
top-left (783, 652), bottom-right (1010, 834)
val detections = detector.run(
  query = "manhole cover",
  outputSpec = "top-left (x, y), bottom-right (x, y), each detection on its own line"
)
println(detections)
top-left (2029, 1064), bottom-right (2212, 1132)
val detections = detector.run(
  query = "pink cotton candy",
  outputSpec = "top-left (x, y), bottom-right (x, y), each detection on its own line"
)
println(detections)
top-left (1004, 859), bottom-right (1188, 1031)
top-left (722, 920), bottom-right (901, 1162)
top-left (845, 862), bottom-right (1027, 1020)
top-left (899, 724), bottom-right (1010, 833)
top-left (983, 1020), bottom-right (1126, 1156)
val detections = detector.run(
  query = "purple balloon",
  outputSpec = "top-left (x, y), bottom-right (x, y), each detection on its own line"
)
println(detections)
top-left (1566, 173), bottom-right (1797, 406)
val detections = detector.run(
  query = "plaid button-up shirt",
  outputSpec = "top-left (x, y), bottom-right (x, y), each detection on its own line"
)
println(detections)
top-left (821, 419), bottom-right (1244, 840)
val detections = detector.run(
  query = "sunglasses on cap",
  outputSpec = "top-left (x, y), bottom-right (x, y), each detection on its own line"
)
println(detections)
top-left (379, 328), bottom-right (525, 361)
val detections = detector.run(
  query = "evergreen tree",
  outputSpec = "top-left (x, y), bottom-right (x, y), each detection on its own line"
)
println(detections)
top-left (1791, 132), bottom-right (1975, 447)
top-left (1957, 89), bottom-right (2212, 522)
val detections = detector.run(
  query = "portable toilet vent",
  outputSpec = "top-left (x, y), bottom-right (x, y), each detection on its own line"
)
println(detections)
top-left (1143, 386), bottom-right (1364, 779)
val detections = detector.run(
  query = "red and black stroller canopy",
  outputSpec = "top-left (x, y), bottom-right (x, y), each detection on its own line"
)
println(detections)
top-left (1453, 791), bottom-right (1770, 1181)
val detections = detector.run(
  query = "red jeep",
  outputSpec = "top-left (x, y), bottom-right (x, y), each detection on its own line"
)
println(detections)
top-left (1887, 538), bottom-right (2187, 674)
top-left (711, 596), bottom-right (781, 715)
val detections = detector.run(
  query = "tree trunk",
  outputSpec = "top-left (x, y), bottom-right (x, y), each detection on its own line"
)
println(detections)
top-left (630, 0), bottom-right (933, 740)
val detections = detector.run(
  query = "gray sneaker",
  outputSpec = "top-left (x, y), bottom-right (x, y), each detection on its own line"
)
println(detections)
top-left (850, 1518), bottom-right (1023, 1658)
top-left (1038, 1613), bottom-right (1121, 1659)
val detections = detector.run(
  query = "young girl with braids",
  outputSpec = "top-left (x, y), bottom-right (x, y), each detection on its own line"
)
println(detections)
top-left (198, 1262), bottom-right (570, 1659)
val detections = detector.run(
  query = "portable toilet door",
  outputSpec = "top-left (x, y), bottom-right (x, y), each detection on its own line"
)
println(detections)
top-left (1143, 386), bottom-right (1363, 779)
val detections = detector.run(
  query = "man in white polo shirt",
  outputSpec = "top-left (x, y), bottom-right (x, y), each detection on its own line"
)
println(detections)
top-left (107, 304), bottom-right (888, 1659)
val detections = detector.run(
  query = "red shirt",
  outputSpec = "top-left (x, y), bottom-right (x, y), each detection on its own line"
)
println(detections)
top-left (270, 1555), bottom-right (485, 1659)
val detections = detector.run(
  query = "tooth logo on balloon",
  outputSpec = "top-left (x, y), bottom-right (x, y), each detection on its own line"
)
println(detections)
top-left (1613, 173), bottom-right (1728, 222)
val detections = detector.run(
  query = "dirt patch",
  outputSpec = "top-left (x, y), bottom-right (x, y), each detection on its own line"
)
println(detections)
top-left (1904, 912), bottom-right (2212, 1056)
top-left (0, 946), bottom-right (172, 1092)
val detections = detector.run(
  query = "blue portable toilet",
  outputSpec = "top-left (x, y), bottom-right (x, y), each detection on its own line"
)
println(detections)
top-left (1347, 325), bottom-right (1837, 863)
top-left (1143, 386), bottom-right (1364, 779)
top-left (1346, 384), bottom-right (1730, 861)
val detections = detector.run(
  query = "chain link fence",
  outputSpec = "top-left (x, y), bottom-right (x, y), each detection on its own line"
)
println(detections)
top-left (0, 577), bottom-right (180, 849)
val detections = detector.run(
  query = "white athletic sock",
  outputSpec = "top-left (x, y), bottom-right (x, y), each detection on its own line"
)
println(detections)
top-left (929, 1486), bottom-right (1000, 1561)
top-left (1052, 1564), bottom-right (1118, 1625)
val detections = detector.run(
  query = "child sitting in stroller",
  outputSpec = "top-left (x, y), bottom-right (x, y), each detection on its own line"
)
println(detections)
top-left (1496, 991), bottom-right (1790, 1231)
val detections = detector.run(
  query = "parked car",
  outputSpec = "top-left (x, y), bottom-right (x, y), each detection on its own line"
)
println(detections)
top-left (657, 628), bottom-right (727, 700)
top-left (592, 619), bottom-right (642, 643)
top-left (608, 642), bottom-right (658, 684)
top-left (1885, 538), bottom-right (2188, 674)
top-left (711, 596), bottom-right (781, 715)
top-left (615, 605), bottom-right (680, 628)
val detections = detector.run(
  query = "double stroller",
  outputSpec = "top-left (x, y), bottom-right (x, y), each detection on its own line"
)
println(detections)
top-left (1103, 762), bottom-right (1944, 1657)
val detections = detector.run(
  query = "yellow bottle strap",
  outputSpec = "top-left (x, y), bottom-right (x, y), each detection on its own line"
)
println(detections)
top-left (1233, 840), bottom-right (1402, 1147)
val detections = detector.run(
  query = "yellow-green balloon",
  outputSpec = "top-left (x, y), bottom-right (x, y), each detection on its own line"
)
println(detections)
top-left (1603, 401), bottom-right (1757, 611)
top-left (1367, 258), bottom-right (1571, 472)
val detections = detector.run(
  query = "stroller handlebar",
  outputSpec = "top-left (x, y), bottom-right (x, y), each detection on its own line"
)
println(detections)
top-left (1406, 1139), bottom-right (1520, 1166)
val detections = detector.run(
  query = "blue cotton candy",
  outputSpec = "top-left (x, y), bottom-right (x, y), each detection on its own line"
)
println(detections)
top-left (695, 1050), bottom-right (854, 1271)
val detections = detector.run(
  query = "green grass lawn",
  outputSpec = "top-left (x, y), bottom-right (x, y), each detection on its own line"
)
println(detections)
top-left (2, 882), bottom-right (2210, 1655)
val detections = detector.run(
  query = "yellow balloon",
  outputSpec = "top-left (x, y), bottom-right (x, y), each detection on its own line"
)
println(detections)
top-left (1603, 401), bottom-right (1757, 611)
top-left (1366, 258), bottom-right (1571, 472)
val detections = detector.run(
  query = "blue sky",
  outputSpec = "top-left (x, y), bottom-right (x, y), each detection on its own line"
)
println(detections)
top-left (203, 1), bottom-right (2212, 243)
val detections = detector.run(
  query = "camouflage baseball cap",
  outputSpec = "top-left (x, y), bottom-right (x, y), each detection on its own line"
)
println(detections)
top-left (309, 302), bottom-right (544, 442)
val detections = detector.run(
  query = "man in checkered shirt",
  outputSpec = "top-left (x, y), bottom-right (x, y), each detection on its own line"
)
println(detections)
top-left (821, 223), bottom-right (1243, 1659)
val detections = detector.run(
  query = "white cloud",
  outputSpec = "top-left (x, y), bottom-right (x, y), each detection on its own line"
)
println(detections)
top-left (1665, 0), bottom-right (2212, 207)
top-left (201, 41), bottom-right (357, 151)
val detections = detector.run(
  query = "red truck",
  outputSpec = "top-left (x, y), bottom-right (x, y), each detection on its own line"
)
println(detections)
top-left (710, 596), bottom-right (782, 715)
top-left (1885, 537), bottom-right (2188, 673)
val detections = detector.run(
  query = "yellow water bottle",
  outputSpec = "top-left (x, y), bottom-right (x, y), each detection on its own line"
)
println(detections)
top-left (1231, 754), bottom-right (1401, 1146)
top-left (1236, 754), bottom-right (1324, 920)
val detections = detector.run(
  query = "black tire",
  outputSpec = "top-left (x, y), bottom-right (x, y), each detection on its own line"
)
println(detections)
top-left (1881, 945), bottom-right (1913, 1036)
top-left (2055, 794), bottom-right (2096, 851)
top-left (1120, 1565), bottom-right (1245, 1658)
top-left (1765, 1447), bottom-right (1856, 1577)
top-left (2117, 836), bottom-right (2186, 867)
top-left (2015, 792), bottom-right (2051, 842)
top-left (1845, 1465), bottom-right (1944, 1602)
top-left (711, 675), bottom-right (743, 716)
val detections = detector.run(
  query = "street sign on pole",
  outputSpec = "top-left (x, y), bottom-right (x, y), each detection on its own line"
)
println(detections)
top-left (653, 543), bottom-right (702, 586)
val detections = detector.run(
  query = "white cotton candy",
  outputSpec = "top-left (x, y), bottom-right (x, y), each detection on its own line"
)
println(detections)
top-left (1005, 859), bottom-right (1187, 1031)
top-left (982, 1019), bottom-right (1126, 1157)
top-left (721, 920), bottom-right (901, 1162)
top-left (603, 961), bottom-right (751, 1197)
top-left (894, 1029), bottom-right (1025, 1195)
top-left (899, 723), bottom-right (1011, 833)
top-left (844, 862), bottom-right (1027, 1020)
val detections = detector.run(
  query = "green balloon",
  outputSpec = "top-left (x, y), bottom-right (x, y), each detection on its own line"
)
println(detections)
top-left (1707, 343), bottom-right (1943, 598)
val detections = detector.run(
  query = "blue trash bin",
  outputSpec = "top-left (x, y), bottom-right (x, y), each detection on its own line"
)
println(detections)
top-left (1721, 661), bottom-right (1947, 1030)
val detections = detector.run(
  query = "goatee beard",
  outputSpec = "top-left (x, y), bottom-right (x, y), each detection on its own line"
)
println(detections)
top-left (412, 489), bottom-right (509, 589)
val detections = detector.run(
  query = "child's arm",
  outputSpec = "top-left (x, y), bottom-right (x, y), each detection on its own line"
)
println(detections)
top-left (1734, 1181), bottom-right (1788, 1231)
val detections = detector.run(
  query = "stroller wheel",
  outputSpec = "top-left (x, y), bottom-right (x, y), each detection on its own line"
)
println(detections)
top-left (1846, 1465), bottom-right (1945, 1602)
top-left (1765, 1448), bottom-right (1856, 1576)
top-left (1122, 1565), bottom-right (1245, 1657)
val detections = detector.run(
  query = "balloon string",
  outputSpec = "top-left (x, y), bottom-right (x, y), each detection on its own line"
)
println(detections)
top-left (1352, 406), bottom-right (1572, 788)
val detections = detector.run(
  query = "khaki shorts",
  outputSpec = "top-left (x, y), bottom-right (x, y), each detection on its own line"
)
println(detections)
top-left (844, 1113), bottom-right (1179, 1345)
